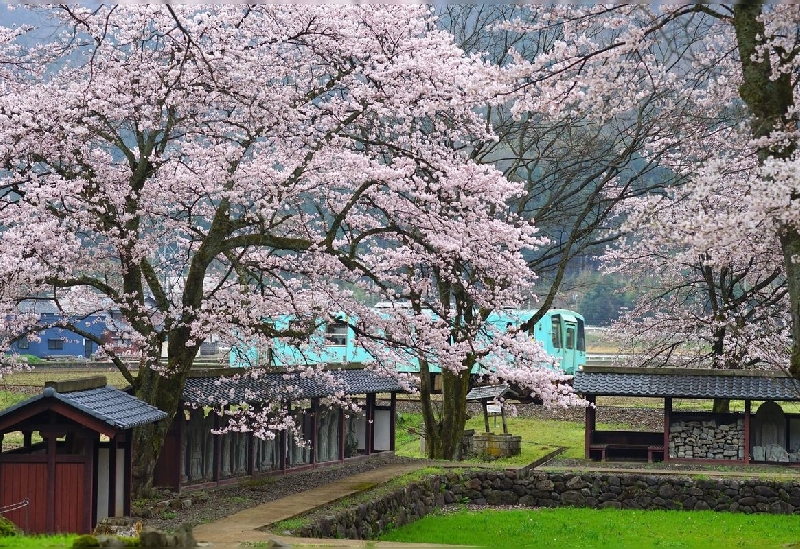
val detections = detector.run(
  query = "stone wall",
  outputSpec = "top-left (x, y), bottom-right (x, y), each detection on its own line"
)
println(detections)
top-left (669, 417), bottom-right (745, 460)
top-left (471, 433), bottom-right (521, 459)
top-left (298, 469), bottom-right (800, 540)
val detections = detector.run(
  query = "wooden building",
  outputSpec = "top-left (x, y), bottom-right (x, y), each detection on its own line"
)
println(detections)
top-left (574, 367), bottom-right (800, 464)
top-left (0, 376), bottom-right (166, 534)
top-left (154, 368), bottom-right (405, 493)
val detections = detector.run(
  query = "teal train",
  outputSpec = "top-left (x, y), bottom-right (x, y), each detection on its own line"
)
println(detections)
top-left (230, 306), bottom-right (586, 377)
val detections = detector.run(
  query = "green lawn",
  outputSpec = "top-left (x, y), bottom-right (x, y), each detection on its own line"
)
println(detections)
top-left (395, 411), bottom-right (635, 464)
top-left (379, 507), bottom-right (800, 549)
top-left (0, 534), bottom-right (76, 547)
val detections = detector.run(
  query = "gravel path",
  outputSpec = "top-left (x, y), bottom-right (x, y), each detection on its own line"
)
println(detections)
top-left (134, 453), bottom-right (421, 532)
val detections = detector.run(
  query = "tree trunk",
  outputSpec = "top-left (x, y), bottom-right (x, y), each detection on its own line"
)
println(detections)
top-left (733, 4), bottom-right (799, 377)
top-left (130, 334), bottom-right (199, 497)
top-left (421, 359), bottom-right (473, 460)
top-left (712, 399), bottom-right (730, 414)
top-left (781, 230), bottom-right (800, 379)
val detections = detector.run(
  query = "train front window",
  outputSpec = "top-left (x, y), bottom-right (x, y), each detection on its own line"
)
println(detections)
top-left (577, 318), bottom-right (586, 352)
top-left (551, 315), bottom-right (562, 349)
top-left (325, 321), bottom-right (348, 346)
top-left (565, 326), bottom-right (575, 350)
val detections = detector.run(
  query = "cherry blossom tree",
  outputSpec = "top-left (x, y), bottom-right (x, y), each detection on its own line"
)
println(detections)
top-left (438, 5), bottom-right (733, 330)
top-left (495, 5), bottom-right (800, 376)
top-left (602, 155), bottom-right (791, 394)
top-left (0, 5), bottom-right (584, 490)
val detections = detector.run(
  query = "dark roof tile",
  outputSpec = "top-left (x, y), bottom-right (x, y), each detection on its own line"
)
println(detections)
top-left (183, 368), bottom-right (406, 406)
top-left (0, 385), bottom-right (167, 430)
top-left (573, 371), bottom-right (800, 400)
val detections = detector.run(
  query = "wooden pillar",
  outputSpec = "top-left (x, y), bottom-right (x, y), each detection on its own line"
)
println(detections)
top-left (108, 436), bottom-right (118, 518)
top-left (584, 395), bottom-right (596, 460)
top-left (176, 405), bottom-right (186, 493)
top-left (281, 402), bottom-right (289, 472)
top-left (663, 398), bottom-right (672, 463)
top-left (212, 413), bottom-right (221, 483)
top-left (338, 406), bottom-right (346, 461)
top-left (84, 433), bottom-right (96, 533)
top-left (247, 429), bottom-right (255, 477)
top-left (389, 392), bottom-right (396, 452)
top-left (23, 431), bottom-right (31, 448)
top-left (45, 435), bottom-right (56, 533)
top-left (123, 432), bottom-right (132, 516)
top-left (310, 399), bottom-right (318, 465)
top-left (744, 400), bottom-right (751, 464)
top-left (482, 401), bottom-right (490, 433)
top-left (365, 394), bottom-right (374, 454)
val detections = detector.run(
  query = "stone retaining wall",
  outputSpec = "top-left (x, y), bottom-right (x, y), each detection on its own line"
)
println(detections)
top-left (298, 469), bottom-right (800, 540)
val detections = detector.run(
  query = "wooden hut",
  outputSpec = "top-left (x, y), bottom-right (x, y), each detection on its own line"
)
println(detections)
top-left (0, 376), bottom-right (166, 534)
top-left (574, 366), bottom-right (800, 464)
top-left (154, 367), bottom-right (405, 493)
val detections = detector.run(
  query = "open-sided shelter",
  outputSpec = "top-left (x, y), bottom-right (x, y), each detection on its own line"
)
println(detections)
top-left (154, 367), bottom-right (406, 493)
top-left (0, 376), bottom-right (166, 534)
top-left (574, 366), bottom-right (800, 464)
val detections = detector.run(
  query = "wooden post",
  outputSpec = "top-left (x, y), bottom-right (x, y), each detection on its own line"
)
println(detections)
top-left (744, 400), bottom-right (751, 464)
top-left (338, 405), bottom-right (346, 461)
top-left (366, 394), bottom-right (374, 454)
top-left (310, 399), bottom-right (318, 465)
top-left (85, 433), bottom-right (95, 533)
top-left (390, 392), bottom-right (396, 452)
top-left (483, 402), bottom-right (490, 433)
top-left (663, 398), bottom-right (672, 463)
top-left (212, 413), bottom-right (221, 483)
top-left (501, 407), bottom-right (508, 435)
top-left (281, 402), bottom-right (289, 472)
top-left (108, 436), bottom-right (118, 518)
top-left (45, 435), bottom-right (56, 533)
top-left (123, 432), bottom-right (132, 516)
top-left (584, 395), bottom-right (596, 460)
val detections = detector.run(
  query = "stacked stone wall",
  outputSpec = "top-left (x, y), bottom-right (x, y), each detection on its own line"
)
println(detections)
top-left (669, 418), bottom-right (745, 460)
top-left (299, 469), bottom-right (800, 540)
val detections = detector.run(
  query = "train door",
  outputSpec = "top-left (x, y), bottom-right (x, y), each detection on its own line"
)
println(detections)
top-left (551, 313), bottom-right (580, 374)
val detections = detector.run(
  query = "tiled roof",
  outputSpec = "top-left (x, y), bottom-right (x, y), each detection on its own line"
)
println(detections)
top-left (183, 368), bottom-right (406, 406)
top-left (0, 386), bottom-right (167, 429)
top-left (466, 384), bottom-right (510, 401)
top-left (573, 371), bottom-right (800, 400)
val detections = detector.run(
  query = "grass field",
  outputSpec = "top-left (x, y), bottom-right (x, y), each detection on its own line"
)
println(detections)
top-left (379, 507), bottom-right (800, 549)
top-left (395, 411), bottom-right (636, 464)
top-left (0, 534), bottom-right (76, 548)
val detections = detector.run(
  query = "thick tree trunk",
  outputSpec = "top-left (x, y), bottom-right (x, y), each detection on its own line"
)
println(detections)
top-left (781, 231), bottom-right (800, 379)
top-left (733, 4), bottom-right (799, 377)
top-left (130, 333), bottom-right (199, 497)
top-left (421, 359), bottom-right (473, 461)
top-left (712, 399), bottom-right (730, 414)
top-left (131, 368), bottom-right (189, 497)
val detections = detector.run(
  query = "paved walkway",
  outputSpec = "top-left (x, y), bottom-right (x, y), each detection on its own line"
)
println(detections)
top-left (192, 463), bottom-right (477, 548)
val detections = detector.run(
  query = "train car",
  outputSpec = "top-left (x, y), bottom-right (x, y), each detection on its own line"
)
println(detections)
top-left (230, 307), bottom-right (586, 375)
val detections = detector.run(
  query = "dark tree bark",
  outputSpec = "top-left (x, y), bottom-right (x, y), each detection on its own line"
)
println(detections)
top-left (733, 4), bottom-right (800, 378)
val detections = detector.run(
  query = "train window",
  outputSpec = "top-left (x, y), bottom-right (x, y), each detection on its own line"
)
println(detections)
top-left (17, 336), bottom-right (29, 350)
top-left (325, 321), bottom-right (348, 346)
top-left (577, 318), bottom-right (586, 352)
top-left (565, 327), bottom-right (575, 350)
top-left (551, 315), bottom-right (562, 349)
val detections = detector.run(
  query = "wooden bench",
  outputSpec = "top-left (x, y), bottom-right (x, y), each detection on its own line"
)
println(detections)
top-left (589, 431), bottom-right (664, 462)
